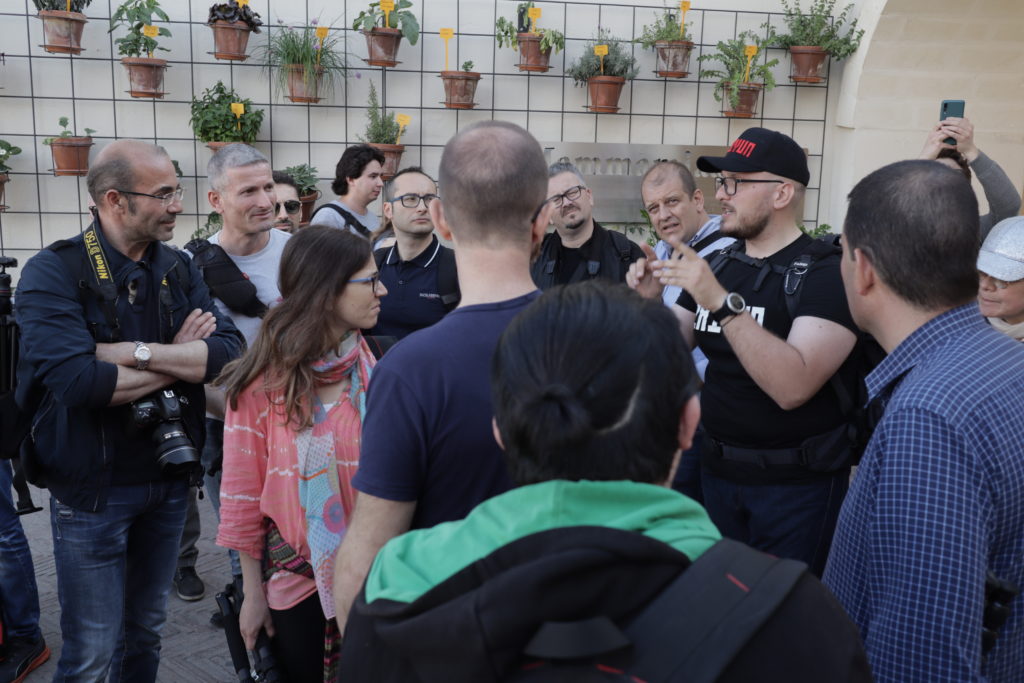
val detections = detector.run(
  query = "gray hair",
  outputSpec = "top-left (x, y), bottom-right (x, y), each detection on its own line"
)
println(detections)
top-left (548, 161), bottom-right (586, 185)
top-left (87, 140), bottom-right (170, 204)
top-left (207, 144), bottom-right (269, 191)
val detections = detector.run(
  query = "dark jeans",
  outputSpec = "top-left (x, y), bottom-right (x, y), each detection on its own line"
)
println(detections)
top-left (0, 460), bottom-right (42, 641)
top-left (51, 479), bottom-right (188, 682)
top-left (671, 427), bottom-right (705, 504)
top-left (700, 467), bottom-right (848, 577)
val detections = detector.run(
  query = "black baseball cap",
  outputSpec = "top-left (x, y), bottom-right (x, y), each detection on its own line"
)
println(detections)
top-left (697, 128), bottom-right (810, 187)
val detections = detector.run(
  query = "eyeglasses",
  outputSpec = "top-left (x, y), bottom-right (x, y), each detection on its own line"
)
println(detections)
top-left (348, 272), bottom-right (381, 289)
top-left (979, 271), bottom-right (1011, 290)
top-left (391, 193), bottom-right (438, 209)
top-left (714, 177), bottom-right (784, 197)
top-left (547, 185), bottom-right (586, 207)
top-left (115, 187), bottom-right (185, 206)
top-left (276, 200), bottom-right (301, 214)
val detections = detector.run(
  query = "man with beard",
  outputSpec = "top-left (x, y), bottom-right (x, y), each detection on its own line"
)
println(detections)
top-left (627, 128), bottom-right (858, 577)
top-left (368, 167), bottom-right (459, 339)
top-left (531, 162), bottom-right (643, 289)
top-left (272, 170), bottom-right (302, 233)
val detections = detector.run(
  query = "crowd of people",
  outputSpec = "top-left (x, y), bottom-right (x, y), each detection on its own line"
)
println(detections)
top-left (1, 113), bottom-right (1023, 683)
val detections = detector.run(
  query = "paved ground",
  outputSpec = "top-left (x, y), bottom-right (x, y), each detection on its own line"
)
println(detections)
top-left (17, 483), bottom-right (238, 682)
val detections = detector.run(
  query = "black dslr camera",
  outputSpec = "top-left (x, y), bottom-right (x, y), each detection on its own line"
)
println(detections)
top-left (131, 388), bottom-right (202, 479)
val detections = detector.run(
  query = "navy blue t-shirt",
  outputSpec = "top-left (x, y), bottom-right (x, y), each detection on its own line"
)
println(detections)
top-left (354, 291), bottom-right (541, 529)
top-left (369, 237), bottom-right (453, 340)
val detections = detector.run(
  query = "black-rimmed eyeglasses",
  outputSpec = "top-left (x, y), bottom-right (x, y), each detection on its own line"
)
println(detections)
top-left (714, 177), bottom-right (783, 197)
top-left (115, 187), bottom-right (184, 206)
top-left (390, 193), bottom-right (438, 208)
top-left (276, 200), bottom-right (301, 214)
top-left (547, 184), bottom-right (586, 207)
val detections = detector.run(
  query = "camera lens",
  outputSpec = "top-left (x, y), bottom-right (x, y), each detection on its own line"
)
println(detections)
top-left (152, 422), bottom-right (202, 476)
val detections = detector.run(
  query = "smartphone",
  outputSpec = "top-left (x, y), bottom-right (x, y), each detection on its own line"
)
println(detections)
top-left (940, 100), bottom-right (965, 145)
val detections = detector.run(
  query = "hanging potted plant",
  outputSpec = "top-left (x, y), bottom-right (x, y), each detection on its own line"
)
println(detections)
top-left (494, 2), bottom-right (565, 73)
top-left (43, 117), bottom-right (95, 176)
top-left (566, 31), bottom-right (639, 114)
top-left (282, 163), bottom-right (321, 225)
top-left (0, 140), bottom-right (22, 211)
top-left (359, 83), bottom-right (404, 179)
top-left (207, 0), bottom-right (262, 61)
top-left (34, 0), bottom-right (92, 55)
top-left (260, 20), bottom-right (347, 103)
top-left (353, 0), bottom-right (419, 68)
top-left (440, 61), bottom-right (481, 109)
top-left (189, 81), bottom-right (264, 152)
top-left (636, 9), bottom-right (694, 78)
top-left (109, 0), bottom-right (172, 98)
top-left (766, 0), bottom-right (864, 83)
top-left (698, 31), bottom-right (778, 118)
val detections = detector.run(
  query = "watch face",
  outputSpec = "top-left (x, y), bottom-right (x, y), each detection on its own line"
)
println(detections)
top-left (726, 292), bottom-right (746, 314)
top-left (135, 346), bottom-right (152, 362)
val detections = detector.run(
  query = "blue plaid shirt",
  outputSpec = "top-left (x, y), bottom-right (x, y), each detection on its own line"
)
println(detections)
top-left (824, 303), bottom-right (1024, 682)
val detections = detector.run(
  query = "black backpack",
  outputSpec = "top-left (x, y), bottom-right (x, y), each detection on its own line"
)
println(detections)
top-left (184, 238), bottom-right (267, 320)
top-left (311, 203), bottom-right (372, 239)
top-left (532, 227), bottom-right (636, 289)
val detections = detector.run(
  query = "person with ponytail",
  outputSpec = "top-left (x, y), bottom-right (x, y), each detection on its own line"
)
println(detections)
top-left (215, 227), bottom-right (386, 682)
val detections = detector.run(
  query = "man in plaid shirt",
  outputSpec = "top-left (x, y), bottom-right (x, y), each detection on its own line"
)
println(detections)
top-left (824, 159), bottom-right (1024, 681)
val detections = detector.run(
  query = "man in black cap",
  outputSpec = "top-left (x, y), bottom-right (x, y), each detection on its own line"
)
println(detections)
top-left (628, 128), bottom-right (859, 576)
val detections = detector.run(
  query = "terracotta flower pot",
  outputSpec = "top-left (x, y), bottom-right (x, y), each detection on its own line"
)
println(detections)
top-left (210, 20), bottom-right (252, 61)
top-left (298, 190), bottom-right (321, 225)
top-left (121, 57), bottom-right (168, 98)
top-left (788, 46), bottom-right (828, 83)
top-left (439, 71), bottom-right (481, 109)
top-left (367, 143), bottom-right (405, 180)
top-left (0, 173), bottom-right (9, 211)
top-left (49, 137), bottom-right (93, 176)
top-left (205, 141), bottom-right (251, 153)
top-left (363, 27), bottom-right (402, 67)
top-left (38, 10), bottom-right (88, 55)
top-left (587, 75), bottom-right (626, 113)
top-left (284, 65), bottom-right (324, 103)
top-left (516, 33), bottom-right (551, 72)
top-left (653, 40), bottom-right (694, 78)
top-left (721, 82), bottom-right (762, 118)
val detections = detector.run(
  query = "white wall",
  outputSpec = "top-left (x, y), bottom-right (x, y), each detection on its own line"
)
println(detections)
top-left (0, 0), bottom-right (847, 281)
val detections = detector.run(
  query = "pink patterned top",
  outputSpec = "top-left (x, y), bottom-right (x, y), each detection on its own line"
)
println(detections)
top-left (216, 375), bottom-right (362, 615)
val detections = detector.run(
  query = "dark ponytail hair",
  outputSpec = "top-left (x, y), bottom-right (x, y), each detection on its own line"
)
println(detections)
top-left (491, 281), bottom-right (699, 486)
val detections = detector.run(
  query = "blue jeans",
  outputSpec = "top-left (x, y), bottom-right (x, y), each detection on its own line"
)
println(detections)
top-left (0, 460), bottom-right (42, 641)
top-left (700, 467), bottom-right (848, 577)
top-left (51, 479), bottom-right (188, 682)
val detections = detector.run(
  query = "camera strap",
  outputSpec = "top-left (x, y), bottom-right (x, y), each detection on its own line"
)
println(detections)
top-left (82, 225), bottom-right (123, 343)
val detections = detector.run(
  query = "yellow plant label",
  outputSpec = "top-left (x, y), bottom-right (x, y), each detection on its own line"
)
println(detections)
top-left (680, 1), bottom-right (691, 11)
top-left (395, 113), bottom-right (412, 127)
top-left (142, 25), bottom-right (159, 38)
top-left (230, 102), bottom-right (245, 117)
top-left (315, 26), bottom-right (329, 39)
top-left (439, 28), bottom-right (454, 40)
top-left (380, 0), bottom-right (395, 10)
top-left (527, 7), bottom-right (542, 19)
top-left (744, 45), bottom-right (758, 57)
top-left (237, 0), bottom-right (248, 6)
top-left (594, 44), bottom-right (608, 56)
top-left (65, 0), bottom-right (71, 10)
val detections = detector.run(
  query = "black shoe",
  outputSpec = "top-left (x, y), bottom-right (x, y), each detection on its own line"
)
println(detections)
top-left (174, 567), bottom-right (205, 601)
top-left (0, 636), bottom-right (50, 683)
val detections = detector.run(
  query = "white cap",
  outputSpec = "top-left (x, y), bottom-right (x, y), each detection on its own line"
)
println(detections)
top-left (978, 216), bottom-right (1024, 283)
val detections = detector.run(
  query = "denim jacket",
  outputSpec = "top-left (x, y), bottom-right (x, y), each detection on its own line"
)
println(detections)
top-left (14, 219), bottom-right (242, 511)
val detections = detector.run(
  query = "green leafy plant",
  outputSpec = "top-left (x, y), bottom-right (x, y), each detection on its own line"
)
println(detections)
top-left (352, 0), bottom-right (419, 45)
top-left (800, 222), bottom-right (833, 238)
top-left (108, 0), bottom-right (171, 57)
top-left (359, 83), bottom-right (401, 145)
top-left (259, 20), bottom-right (348, 100)
top-left (33, 0), bottom-right (92, 10)
top-left (636, 9), bottom-right (692, 48)
top-left (0, 140), bottom-right (23, 174)
top-left (494, 3), bottom-right (565, 54)
top-left (192, 211), bottom-right (222, 241)
top-left (282, 163), bottom-right (319, 196)
top-left (767, 0), bottom-right (863, 60)
top-left (42, 116), bottom-right (96, 144)
top-left (207, 0), bottom-right (262, 32)
top-left (460, 60), bottom-right (474, 72)
top-left (189, 81), bottom-right (264, 143)
top-left (566, 30), bottom-right (640, 86)
top-left (698, 31), bottom-right (779, 109)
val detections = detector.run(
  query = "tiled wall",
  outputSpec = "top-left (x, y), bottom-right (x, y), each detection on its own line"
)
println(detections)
top-left (0, 0), bottom-right (836, 275)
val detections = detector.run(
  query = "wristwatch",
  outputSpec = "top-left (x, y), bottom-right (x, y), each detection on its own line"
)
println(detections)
top-left (133, 341), bottom-right (152, 371)
top-left (710, 292), bottom-right (746, 324)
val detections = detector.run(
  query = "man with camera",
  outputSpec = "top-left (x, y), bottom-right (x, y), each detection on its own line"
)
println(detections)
top-left (15, 139), bottom-right (241, 681)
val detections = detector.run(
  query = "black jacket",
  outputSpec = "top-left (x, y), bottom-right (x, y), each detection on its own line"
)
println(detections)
top-left (340, 526), bottom-right (871, 682)
top-left (531, 222), bottom-right (643, 290)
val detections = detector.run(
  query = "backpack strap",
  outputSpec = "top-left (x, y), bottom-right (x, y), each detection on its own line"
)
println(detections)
top-left (185, 238), bottom-right (267, 319)
top-left (311, 203), bottom-right (371, 239)
top-left (627, 539), bottom-right (807, 683)
top-left (690, 229), bottom-right (725, 256)
top-left (364, 335), bottom-right (398, 360)
top-left (434, 246), bottom-right (460, 311)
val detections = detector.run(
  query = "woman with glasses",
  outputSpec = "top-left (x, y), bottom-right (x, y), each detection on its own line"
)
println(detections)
top-left (977, 216), bottom-right (1024, 341)
top-left (215, 227), bottom-right (387, 682)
